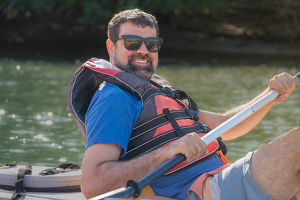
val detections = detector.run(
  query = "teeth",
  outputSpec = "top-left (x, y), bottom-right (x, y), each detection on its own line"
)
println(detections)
top-left (135, 60), bottom-right (147, 63)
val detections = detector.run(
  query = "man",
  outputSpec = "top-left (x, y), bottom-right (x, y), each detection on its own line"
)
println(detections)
top-left (70, 9), bottom-right (300, 200)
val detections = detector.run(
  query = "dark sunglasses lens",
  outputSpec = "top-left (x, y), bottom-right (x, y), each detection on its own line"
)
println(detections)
top-left (146, 39), bottom-right (162, 52)
top-left (124, 36), bottom-right (142, 50)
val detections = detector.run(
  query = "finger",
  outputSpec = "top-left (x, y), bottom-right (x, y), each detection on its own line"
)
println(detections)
top-left (184, 133), bottom-right (200, 162)
top-left (272, 73), bottom-right (295, 94)
top-left (192, 133), bottom-right (208, 156)
top-left (270, 73), bottom-right (295, 104)
top-left (275, 93), bottom-right (289, 104)
top-left (277, 73), bottom-right (295, 93)
top-left (175, 133), bottom-right (209, 163)
top-left (270, 76), bottom-right (286, 95)
top-left (187, 133), bottom-right (207, 159)
top-left (176, 136), bottom-right (194, 162)
top-left (180, 133), bottom-right (202, 162)
top-left (283, 73), bottom-right (296, 92)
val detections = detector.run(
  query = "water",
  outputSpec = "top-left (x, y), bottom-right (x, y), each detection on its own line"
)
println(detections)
top-left (0, 57), bottom-right (299, 166)
top-left (0, 58), bottom-right (85, 166)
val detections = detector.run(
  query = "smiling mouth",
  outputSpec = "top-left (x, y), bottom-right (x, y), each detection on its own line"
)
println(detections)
top-left (134, 60), bottom-right (148, 64)
top-left (129, 53), bottom-right (153, 67)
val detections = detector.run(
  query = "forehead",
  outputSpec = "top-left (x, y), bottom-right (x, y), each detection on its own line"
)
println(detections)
top-left (118, 21), bottom-right (156, 37)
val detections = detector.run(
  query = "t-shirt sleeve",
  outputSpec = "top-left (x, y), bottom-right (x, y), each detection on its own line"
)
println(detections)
top-left (85, 83), bottom-right (142, 157)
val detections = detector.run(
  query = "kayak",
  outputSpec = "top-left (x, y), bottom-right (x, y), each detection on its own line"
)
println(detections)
top-left (0, 163), bottom-right (85, 200)
top-left (0, 163), bottom-right (174, 200)
top-left (0, 189), bottom-right (85, 200)
top-left (0, 189), bottom-right (173, 200)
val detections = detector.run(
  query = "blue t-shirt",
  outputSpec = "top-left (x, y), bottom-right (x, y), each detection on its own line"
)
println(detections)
top-left (85, 82), bottom-right (142, 156)
top-left (85, 82), bottom-right (224, 200)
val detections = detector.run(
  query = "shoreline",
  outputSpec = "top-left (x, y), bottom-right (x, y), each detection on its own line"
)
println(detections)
top-left (2, 35), bottom-right (300, 65)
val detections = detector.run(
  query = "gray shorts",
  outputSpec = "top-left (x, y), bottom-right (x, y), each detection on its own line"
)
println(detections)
top-left (217, 152), bottom-right (271, 200)
top-left (188, 152), bottom-right (298, 200)
top-left (218, 152), bottom-right (297, 200)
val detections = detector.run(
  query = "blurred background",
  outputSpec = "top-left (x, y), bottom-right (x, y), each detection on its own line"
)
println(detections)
top-left (0, 0), bottom-right (300, 166)
top-left (1, 0), bottom-right (300, 61)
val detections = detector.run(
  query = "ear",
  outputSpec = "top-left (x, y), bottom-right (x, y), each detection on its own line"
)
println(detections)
top-left (106, 39), bottom-right (114, 57)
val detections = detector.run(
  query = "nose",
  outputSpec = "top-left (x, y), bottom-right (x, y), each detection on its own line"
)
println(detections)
top-left (137, 41), bottom-right (149, 54)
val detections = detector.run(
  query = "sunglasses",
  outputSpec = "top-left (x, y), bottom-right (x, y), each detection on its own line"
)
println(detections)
top-left (111, 35), bottom-right (163, 52)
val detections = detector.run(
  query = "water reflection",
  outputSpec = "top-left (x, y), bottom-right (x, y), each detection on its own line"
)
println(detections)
top-left (0, 58), bottom-right (85, 166)
top-left (0, 58), bottom-right (299, 166)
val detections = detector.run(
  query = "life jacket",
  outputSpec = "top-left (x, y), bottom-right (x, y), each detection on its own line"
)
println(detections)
top-left (67, 58), bottom-right (227, 174)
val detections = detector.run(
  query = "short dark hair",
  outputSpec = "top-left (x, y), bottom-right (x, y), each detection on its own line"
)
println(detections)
top-left (107, 9), bottom-right (159, 40)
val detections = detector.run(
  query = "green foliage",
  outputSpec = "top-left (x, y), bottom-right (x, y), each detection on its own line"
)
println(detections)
top-left (1, 0), bottom-right (56, 14)
top-left (74, 0), bottom-right (233, 25)
top-left (77, 0), bottom-right (112, 25)
top-left (0, 0), bottom-right (235, 25)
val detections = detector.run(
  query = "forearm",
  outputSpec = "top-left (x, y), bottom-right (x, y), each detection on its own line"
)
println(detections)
top-left (221, 88), bottom-right (274, 140)
top-left (82, 132), bottom-right (208, 199)
top-left (81, 145), bottom-right (171, 199)
top-left (199, 88), bottom-right (274, 140)
top-left (200, 73), bottom-right (296, 140)
top-left (223, 72), bottom-right (297, 139)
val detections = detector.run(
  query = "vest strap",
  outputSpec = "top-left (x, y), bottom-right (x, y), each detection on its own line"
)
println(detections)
top-left (39, 163), bottom-right (81, 176)
top-left (11, 165), bottom-right (32, 200)
top-left (131, 110), bottom-right (192, 139)
top-left (163, 108), bottom-right (185, 137)
top-left (125, 123), bottom-right (206, 160)
top-left (0, 161), bottom-right (17, 169)
top-left (177, 90), bottom-right (199, 111)
top-left (142, 87), bottom-right (198, 112)
top-left (142, 88), bottom-right (165, 103)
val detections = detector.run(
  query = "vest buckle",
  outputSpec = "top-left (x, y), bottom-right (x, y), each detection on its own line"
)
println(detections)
top-left (163, 87), bottom-right (179, 98)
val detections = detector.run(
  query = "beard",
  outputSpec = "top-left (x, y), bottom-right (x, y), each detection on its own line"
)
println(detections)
top-left (113, 53), bottom-right (156, 81)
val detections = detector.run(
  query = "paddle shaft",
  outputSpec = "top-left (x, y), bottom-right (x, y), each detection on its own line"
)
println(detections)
top-left (203, 72), bottom-right (300, 144)
top-left (91, 72), bottom-right (300, 200)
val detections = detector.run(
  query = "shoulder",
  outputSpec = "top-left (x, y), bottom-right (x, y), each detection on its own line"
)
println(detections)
top-left (92, 82), bottom-right (141, 106)
top-left (86, 82), bottom-right (142, 122)
top-left (85, 82), bottom-right (142, 154)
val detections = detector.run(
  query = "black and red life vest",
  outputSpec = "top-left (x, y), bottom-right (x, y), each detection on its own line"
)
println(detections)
top-left (67, 58), bottom-right (226, 174)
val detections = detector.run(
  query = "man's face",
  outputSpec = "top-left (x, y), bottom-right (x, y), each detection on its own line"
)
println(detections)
top-left (108, 22), bottom-right (159, 81)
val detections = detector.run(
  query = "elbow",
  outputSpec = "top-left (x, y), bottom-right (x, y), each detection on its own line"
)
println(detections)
top-left (81, 174), bottom-right (105, 199)
top-left (81, 178), bottom-right (96, 199)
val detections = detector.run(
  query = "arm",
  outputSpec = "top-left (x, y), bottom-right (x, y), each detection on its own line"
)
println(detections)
top-left (81, 84), bottom-right (208, 199)
top-left (198, 72), bottom-right (296, 140)
top-left (81, 133), bottom-right (208, 199)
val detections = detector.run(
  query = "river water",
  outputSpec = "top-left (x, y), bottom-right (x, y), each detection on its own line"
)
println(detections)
top-left (0, 57), bottom-right (299, 167)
